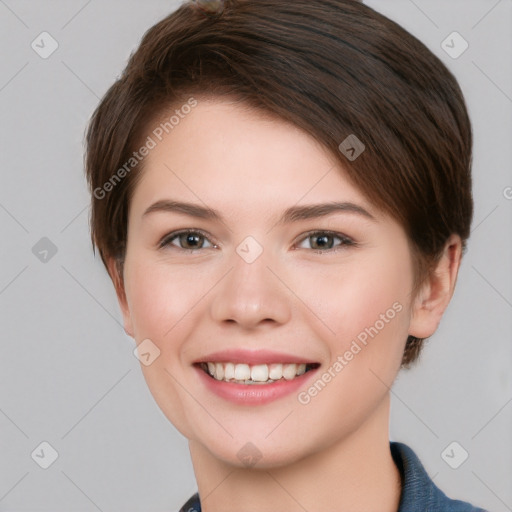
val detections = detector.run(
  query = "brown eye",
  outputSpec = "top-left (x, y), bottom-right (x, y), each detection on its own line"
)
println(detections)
top-left (296, 231), bottom-right (354, 252)
top-left (160, 230), bottom-right (215, 251)
top-left (179, 232), bottom-right (204, 249)
top-left (310, 233), bottom-right (334, 250)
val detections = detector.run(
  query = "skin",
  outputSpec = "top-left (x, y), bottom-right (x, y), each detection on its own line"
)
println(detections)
top-left (108, 98), bottom-right (462, 512)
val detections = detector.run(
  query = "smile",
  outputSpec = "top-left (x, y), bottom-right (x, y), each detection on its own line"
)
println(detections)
top-left (199, 362), bottom-right (319, 385)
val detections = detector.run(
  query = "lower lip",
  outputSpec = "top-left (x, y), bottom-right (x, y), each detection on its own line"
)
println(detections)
top-left (194, 365), bottom-right (319, 405)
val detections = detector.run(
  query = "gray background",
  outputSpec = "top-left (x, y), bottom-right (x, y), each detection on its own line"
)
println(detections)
top-left (0, 1), bottom-right (510, 510)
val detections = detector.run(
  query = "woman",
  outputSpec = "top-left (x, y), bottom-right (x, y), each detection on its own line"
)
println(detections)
top-left (85, 1), bottom-right (487, 510)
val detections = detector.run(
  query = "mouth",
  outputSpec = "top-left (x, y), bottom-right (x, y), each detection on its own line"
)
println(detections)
top-left (197, 361), bottom-right (320, 385)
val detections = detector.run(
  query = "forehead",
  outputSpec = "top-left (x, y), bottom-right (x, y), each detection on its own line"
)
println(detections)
top-left (132, 99), bottom-right (374, 212)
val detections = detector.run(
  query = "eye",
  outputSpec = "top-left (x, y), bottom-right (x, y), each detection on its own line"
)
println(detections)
top-left (295, 231), bottom-right (355, 252)
top-left (159, 230), bottom-right (216, 251)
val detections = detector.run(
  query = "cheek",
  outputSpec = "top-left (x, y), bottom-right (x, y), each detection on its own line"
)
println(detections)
top-left (124, 256), bottom-right (205, 341)
top-left (122, 256), bottom-right (210, 437)
top-left (287, 251), bottom-right (412, 442)
top-left (291, 246), bottom-right (413, 368)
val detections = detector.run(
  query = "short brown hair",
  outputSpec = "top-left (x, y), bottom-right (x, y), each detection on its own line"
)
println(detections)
top-left (84, 0), bottom-right (473, 367)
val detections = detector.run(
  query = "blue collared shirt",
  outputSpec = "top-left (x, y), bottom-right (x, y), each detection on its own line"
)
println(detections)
top-left (179, 441), bottom-right (488, 511)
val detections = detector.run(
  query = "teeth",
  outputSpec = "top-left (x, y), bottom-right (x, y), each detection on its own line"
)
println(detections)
top-left (201, 362), bottom-right (312, 384)
top-left (215, 362), bottom-right (224, 380)
top-left (251, 364), bottom-right (269, 382)
top-left (283, 363), bottom-right (298, 380)
top-left (224, 362), bottom-right (235, 380)
top-left (234, 363), bottom-right (251, 380)
top-left (268, 363), bottom-right (283, 380)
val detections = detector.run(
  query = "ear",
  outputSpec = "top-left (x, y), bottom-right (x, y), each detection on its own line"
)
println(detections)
top-left (106, 257), bottom-right (134, 338)
top-left (408, 234), bottom-right (463, 339)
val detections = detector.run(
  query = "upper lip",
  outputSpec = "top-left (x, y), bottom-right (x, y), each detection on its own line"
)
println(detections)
top-left (194, 349), bottom-right (318, 365)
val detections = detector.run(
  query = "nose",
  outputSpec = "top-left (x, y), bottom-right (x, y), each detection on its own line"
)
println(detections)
top-left (210, 246), bottom-right (292, 329)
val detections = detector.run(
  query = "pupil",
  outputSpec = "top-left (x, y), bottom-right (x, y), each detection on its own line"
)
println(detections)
top-left (314, 234), bottom-right (332, 249)
top-left (182, 233), bottom-right (201, 248)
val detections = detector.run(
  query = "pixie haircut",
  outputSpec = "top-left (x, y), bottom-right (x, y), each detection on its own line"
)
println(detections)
top-left (84, 0), bottom-right (473, 367)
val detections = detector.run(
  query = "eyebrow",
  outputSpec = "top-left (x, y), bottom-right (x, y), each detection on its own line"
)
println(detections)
top-left (142, 200), bottom-right (377, 224)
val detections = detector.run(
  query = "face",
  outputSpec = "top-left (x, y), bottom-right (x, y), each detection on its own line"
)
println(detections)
top-left (114, 98), bottom-right (421, 468)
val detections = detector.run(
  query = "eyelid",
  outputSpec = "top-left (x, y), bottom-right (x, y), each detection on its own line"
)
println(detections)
top-left (158, 228), bottom-right (219, 250)
top-left (294, 230), bottom-right (356, 251)
top-left (158, 228), bottom-right (356, 252)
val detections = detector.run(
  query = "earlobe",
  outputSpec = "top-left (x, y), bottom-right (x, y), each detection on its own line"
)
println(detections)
top-left (106, 257), bottom-right (134, 338)
top-left (408, 234), bottom-right (462, 339)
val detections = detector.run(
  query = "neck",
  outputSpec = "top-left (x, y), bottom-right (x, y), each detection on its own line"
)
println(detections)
top-left (188, 394), bottom-right (402, 512)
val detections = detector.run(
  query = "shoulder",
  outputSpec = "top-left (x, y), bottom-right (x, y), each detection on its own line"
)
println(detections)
top-left (390, 441), bottom-right (488, 512)
top-left (178, 492), bottom-right (201, 512)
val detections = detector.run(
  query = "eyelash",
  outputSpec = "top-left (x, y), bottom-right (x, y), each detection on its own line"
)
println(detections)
top-left (295, 230), bottom-right (356, 252)
top-left (158, 229), bottom-right (356, 253)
